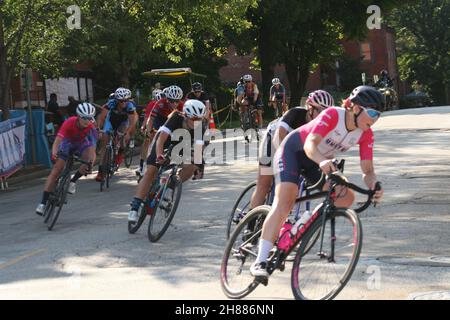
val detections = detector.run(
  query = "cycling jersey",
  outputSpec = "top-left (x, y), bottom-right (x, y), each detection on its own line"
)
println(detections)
top-left (144, 100), bottom-right (158, 119)
top-left (259, 107), bottom-right (308, 167)
top-left (244, 82), bottom-right (259, 98)
top-left (103, 99), bottom-right (136, 133)
top-left (56, 116), bottom-right (97, 160)
top-left (150, 98), bottom-right (184, 130)
top-left (270, 84), bottom-right (285, 100)
top-left (298, 107), bottom-right (374, 160)
top-left (57, 116), bottom-right (96, 143)
top-left (186, 91), bottom-right (210, 104)
top-left (273, 107), bottom-right (374, 185)
top-left (147, 112), bottom-right (206, 167)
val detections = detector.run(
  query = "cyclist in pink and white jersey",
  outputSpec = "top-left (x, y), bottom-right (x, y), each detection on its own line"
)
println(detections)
top-left (250, 86), bottom-right (386, 280)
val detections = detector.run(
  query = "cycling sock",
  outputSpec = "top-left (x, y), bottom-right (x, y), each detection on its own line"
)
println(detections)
top-left (130, 197), bottom-right (143, 211)
top-left (41, 191), bottom-right (51, 205)
top-left (255, 239), bottom-right (274, 264)
top-left (71, 171), bottom-right (83, 183)
top-left (140, 159), bottom-right (144, 170)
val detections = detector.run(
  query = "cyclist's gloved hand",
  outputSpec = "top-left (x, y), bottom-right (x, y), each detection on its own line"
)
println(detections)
top-left (319, 159), bottom-right (337, 175)
top-left (371, 181), bottom-right (383, 204)
top-left (51, 153), bottom-right (58, 163)
top-left (156, 154), bottom-right (166, 164)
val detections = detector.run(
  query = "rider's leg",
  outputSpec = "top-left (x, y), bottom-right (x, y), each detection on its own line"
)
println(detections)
top-left (139, 134), bottom-right (153, 172)
top-left (72, 145), bottom-right (96, 184)
top-left (178, 164), bottom-right (197, 182)
top-left (250, 167), bottom-right (274, 209)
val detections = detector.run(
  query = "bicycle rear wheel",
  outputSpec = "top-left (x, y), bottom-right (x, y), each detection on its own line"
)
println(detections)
top-left (226, 182), bottom-right (256, 239)
top-left (290, 208), bottom-right (362, 300)
top-left (147, 175), bottom-right (182, 242)
top-left (220, 205), bottom-right (270, 299)
top-left (47, 173), bottom-right (71, 231)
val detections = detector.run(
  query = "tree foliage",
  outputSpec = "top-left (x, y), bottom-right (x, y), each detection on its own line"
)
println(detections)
top-left (388, 0), bottom-right (450, 104)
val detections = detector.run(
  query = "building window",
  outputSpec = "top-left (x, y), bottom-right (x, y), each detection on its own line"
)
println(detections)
top-left (360, 42), bottom-right (372, 61)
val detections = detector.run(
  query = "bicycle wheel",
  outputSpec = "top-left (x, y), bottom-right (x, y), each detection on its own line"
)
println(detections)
top-left (47, 173), bottom-right (71, 231)
top-left (290, 208), bottom-right (362, 300)
top-left (105, 146), bottom-right (113, 189)
top-left (147, 175), bottom-right (183, 242)
top-left (128, 202), bottom-right (148, 234)
top-left (125, 145), bottom-right (133, 168)
top-left (221, 205), bottom-right (270, 299)
top-left (226, 182), bottom-right (256, 239)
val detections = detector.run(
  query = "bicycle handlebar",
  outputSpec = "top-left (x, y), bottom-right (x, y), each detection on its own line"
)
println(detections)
top-left (327, 172), bottom-right (382, 213)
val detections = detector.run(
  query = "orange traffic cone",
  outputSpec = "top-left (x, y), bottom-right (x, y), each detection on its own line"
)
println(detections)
top-left (209, 113), bottom-right (216, 134)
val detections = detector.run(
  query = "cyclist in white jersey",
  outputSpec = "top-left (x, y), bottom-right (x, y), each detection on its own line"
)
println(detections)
top-left (250, 86), bottom-right (386, 280)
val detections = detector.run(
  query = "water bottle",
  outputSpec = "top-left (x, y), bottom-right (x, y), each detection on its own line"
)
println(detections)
top-left (290, 210), bottom-right (312, 237)
top-left (277, 221), bottom-right (294, 252)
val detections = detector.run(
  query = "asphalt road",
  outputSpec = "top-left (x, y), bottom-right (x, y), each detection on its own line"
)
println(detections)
top-left (1, 106), bottom-right (450, 300)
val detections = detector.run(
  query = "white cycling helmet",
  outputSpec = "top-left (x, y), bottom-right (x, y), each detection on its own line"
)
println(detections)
top-left (76, 102), bottom-right (96, 120)
top-left (272, 77), bottom-right (281, 85)
top-left (115, 87), bottom-right (131, 100)
top-left (183, 99), bottom-right (207, 119)
top-left (164, 85), bottom-right (183, 101)
top-left (307, 90), bottom-right (334, 109)
top-left (243, 74), bottom-right (252, 82)
top-left (155, 90), bottom-right (165, 101)
top-left (152, 89), bottom-right (162, 100)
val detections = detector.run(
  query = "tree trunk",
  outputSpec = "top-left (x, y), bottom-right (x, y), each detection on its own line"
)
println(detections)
top-left (284, 51), bottom-right (309, 108)
top-left (0, 13), bottom-right (10, 120)
top-left (257, 21), bottom-right (274, 106)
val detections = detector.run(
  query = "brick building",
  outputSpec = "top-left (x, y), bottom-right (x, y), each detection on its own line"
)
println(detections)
top-left (9, 62), bottom-right (94, 110)
top-left (219, 24), bottom-right (402, 100)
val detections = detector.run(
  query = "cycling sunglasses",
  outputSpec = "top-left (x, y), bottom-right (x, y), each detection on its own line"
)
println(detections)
top-left (362, 107), bottom-right (381, 120)
top-left (168, 98), bottom-right (180, 104)
top-left (188, 116), bottom-right (203, 121)
top-left (79, 115), bottom-right (95, 121)
top-left (118, 99), bottom-right (128, 103)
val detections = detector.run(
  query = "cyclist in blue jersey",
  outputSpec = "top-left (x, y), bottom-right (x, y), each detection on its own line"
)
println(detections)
top-left (95, 87), bottom-right (138, 182)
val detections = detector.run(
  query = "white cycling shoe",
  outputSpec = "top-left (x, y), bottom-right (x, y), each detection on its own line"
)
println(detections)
top-left (36, 203), bottom-right (45, 216)
top-left (250, 261), bottom-right (269, 278)
top-left (68, 182), bottom-right (76, 194)
top-left (128, 209), bottom-right (139, 222)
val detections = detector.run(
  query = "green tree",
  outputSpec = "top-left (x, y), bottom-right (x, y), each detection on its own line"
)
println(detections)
top-left (235, 0), bottom-right (409, 107)
top-left (0, 0), bottom-right (72, 120)
top-left (388, 0), bottom-right (450, 104)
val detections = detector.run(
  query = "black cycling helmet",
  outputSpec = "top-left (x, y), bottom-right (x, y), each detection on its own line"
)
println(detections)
top-left (192, 82), bottom-right (202, 92)
top-left (349, 85), bottom-right (385, 111)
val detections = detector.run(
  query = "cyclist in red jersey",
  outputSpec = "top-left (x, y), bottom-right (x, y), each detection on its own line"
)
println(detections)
top-left (35, 103), bottom-right (97, 216)
top-left (136, 89), bottom-right (166, 177)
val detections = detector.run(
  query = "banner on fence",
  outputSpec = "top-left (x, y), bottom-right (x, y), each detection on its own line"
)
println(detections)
top-left (0, 115), bottom-right (27, 179)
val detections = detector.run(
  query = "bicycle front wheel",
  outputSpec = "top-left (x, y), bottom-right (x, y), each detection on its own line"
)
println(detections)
top-left (291, 208), bottom-right (362, 300)
top-left (226, 182), bottom-right (256, 239)
top-left (147, 175), bottom-right (182, 242)
top-left (220, 205), bottom-right (270, 299)
top-left (125, 145), bottom-right (133, 168)
top-left (47, 173), bottom-right (71, 231)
